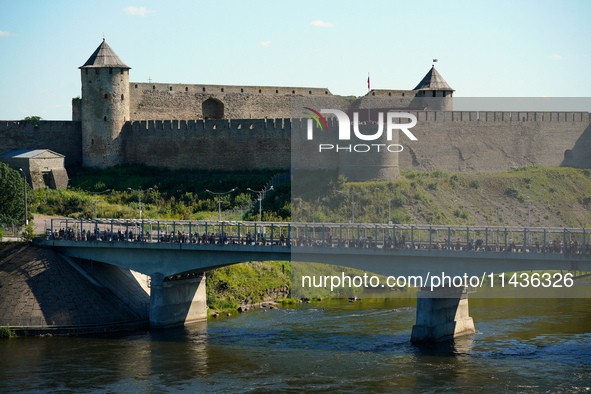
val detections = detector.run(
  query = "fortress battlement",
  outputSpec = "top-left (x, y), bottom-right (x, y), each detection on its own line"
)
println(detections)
top-left (131, 82), bottom-right (333, 97)
top-left (130, 118), bottom-right (291, 133)
top-left (3, 39), bottom-right (591, 176)
top-left (0, 120), bottom-right (81, 131)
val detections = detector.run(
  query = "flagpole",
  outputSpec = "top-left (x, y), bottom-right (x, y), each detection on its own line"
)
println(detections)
top-left (367, 72), bottom-right (370, 122)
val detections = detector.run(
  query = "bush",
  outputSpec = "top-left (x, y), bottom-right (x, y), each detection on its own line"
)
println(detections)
top-left (469, 180), bottom-right (481, 189)
top-left (428, 182), bottom-right (438, 190)
top-left (21, 224), bottom-right (34, 242)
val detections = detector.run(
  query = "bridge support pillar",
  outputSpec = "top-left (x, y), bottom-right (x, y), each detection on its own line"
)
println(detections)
top-left (411, 286), bottom-right (475, 343)
top-left (149, 272), bottom-right (207, 328)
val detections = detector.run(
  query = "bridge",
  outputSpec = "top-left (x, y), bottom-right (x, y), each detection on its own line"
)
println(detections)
top-left (42, 218), bottom-right (591, 342)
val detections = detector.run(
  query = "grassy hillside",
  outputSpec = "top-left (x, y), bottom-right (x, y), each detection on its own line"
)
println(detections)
top-left (294, 167), bottom-right (591, 228)
top-left (30, 164), bottom-right (290, 222)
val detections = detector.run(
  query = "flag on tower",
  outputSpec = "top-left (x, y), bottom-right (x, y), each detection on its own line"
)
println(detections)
top-left (433, 59), bottom-right (438, 63)
top-left (367, 74), bottom-right (370, 90)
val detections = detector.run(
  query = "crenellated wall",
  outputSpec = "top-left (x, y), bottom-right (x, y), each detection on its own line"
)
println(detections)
top-left (0, 121), bottom-right (82, 166)
top-left (1, 111), bottom-right (590, 174)
top-left (123, 118), bottom-right (293, 171)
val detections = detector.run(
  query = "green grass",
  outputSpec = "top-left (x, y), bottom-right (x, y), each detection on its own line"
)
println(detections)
top-left (293, 167), bottom-right (591, 228)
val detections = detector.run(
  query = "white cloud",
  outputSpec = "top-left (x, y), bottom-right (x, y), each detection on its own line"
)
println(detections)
top-left (549, 54), bottom-right (563, 60)
top-left (0, 30), bottom-right (16, 37)
top-left (259, 41), bottom-right (272, 47)
top-left (123, 6), bottom-right (155, 17)
top-left (309, 20), bottom-right (335, 27)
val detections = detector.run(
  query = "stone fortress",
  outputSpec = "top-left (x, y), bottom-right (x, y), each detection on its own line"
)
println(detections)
top-left (1, 39), bottom-right (590, 180)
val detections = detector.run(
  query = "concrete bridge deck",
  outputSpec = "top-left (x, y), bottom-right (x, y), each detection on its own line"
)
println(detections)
top-left (43, 219), bottom-right (591, 278)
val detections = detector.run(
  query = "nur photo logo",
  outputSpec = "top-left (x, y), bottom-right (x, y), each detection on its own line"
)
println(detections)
top-left (304, 108), bottom-right (419, 153)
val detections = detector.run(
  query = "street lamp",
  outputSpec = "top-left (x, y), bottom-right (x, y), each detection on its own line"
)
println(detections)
top-left (376, 187), bottom-right (401, 224)
top-left (336, 189), bottom-right (368, 223)
top-left (247, 186), bottom-right (274, 222)
top-left (88, 189), bottom-right (111, 220)
top-left (18, 168), bottom-right (28, 226)
top-left (514, 188), bottom-right (545, 227)
top-left (127, 188), bottom-right (153, 220)
top-left (206, 188), bottom-right (236, 221)
top-left (480, 189), bottom-right (510, 227)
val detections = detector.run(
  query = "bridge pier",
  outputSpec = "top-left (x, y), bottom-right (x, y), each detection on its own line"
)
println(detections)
top-left (149, 273), bottom-right (207, 328)
top-left (410, 286), bottom-right (475, 343)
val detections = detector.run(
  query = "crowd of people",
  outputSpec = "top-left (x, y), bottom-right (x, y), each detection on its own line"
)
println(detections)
top-left (48, 226), bottom-right (591, 255)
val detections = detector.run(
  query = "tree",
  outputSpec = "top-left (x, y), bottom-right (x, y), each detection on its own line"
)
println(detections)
top-left (0, 163), bottom-right (26, 226)
top-left (23, 116), bottom-right (42, 121)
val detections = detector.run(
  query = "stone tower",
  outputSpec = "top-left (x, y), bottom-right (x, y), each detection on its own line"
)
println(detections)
top-left (79, 39), bottom-right (130, 168)
top-left (413, 66), bottom-right (454, 111)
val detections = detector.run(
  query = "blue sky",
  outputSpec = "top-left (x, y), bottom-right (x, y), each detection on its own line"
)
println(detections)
top-left (0, 0), bottom-right (590, 120)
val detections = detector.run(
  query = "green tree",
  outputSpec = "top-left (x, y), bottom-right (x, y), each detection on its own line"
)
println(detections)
top-left (23, 116), bottom-right (42, 121)
top-left (0, 163), bottom-right (26, 226)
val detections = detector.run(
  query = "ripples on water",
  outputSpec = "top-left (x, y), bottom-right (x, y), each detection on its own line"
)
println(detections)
top-left (0, 298), bottom-right (590, 392)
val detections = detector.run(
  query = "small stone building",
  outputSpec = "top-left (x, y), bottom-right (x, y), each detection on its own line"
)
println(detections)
top-left (0, 149), bottom-right (69, 189)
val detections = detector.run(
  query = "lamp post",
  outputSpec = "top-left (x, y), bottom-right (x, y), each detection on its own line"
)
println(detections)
top-left (336, 189), bottom-right (368, 223)
top-left (88, 189), bottom-right (111, 220)
top-left (18, 168), bottom-right (28, 226)
top-left (376, 187), bottom-right (399, 224)
top-left (516, 189), bottom-right (545, 228)
top-left (127, 188), bottom-right (153, 220)
top-left (247, 186), bottom-right (274, 222)
top-left (206, 188), bottom-right (236, 221)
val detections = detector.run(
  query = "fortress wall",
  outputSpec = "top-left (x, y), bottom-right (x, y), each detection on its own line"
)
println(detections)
top-left (129, 83), bottom-right (339, 121)
top-left (0, 121), bottom-right (82, 166)
top-left (124, 118), bottom-right (294, 171)
top-left (398, 111), bottom-right (591, 172)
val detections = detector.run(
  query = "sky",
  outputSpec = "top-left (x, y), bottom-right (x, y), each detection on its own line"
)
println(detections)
top-left (0, 0), bottom-right (590, 120)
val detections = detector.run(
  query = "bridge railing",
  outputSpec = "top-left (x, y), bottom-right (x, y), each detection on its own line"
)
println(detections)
top-left (45, 219), bottom-right (591, 256)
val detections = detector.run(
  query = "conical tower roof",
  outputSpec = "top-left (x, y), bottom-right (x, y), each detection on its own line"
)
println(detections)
top-left (413, 66), bottom-right (453, 91)
top-left (79, 39), bottom-right (131, 69)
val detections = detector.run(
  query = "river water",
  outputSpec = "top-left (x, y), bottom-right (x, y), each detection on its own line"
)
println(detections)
top-left (1, 298), bottom-right (590, 392)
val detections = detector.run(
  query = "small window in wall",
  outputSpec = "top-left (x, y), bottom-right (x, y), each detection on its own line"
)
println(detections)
top-left (170, 87), bottom-right (172, 91)
top-left (388, 92), bottom-right (391, 96)
top-left (121, 94), bottom-right (124, 100)
top-left (259, 89), bottom-right (262, 93)
top-left (104, 94), bottom-right (108, 99)
top-left (91, 138), bottom-right (94, 145)
top-left (276, 89), bottom-right (278, 93)
top-left (292, 90), bottom-right (295, 94)
top-left (153, 86), bottom-right (155, 90)
top-left (135, 84), bottom-right (138, 88)
top-left (109, 68), bottom-right (113, 74)
top-left (185, 87), bottom-right (188, 92)
top-left (221, 88), bottom-right (224, 92)
top-left (564, 149), bottom-right (573, 159)
top-left (432, 91), bottom-right (436, 97)
top-left (104, 116), bottom-right (107, 121)
top-left (309, 90), bottom-right (312, 94)
top-left (121, 69), bottom-right (124, 74)
top-left (203, 87), bottom-right (206, 92)
top-left (241, 88), bottom-right (244, 93)
top-left (402, 93), bottom-right (405, 96)
top-left (325, 91), bottom-right (328, 95)
top-left (372, 92), bottom-right (375, 96)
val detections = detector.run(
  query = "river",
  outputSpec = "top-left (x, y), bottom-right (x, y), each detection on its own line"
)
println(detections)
top-left (1, 298), bottom-right (590, 392)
